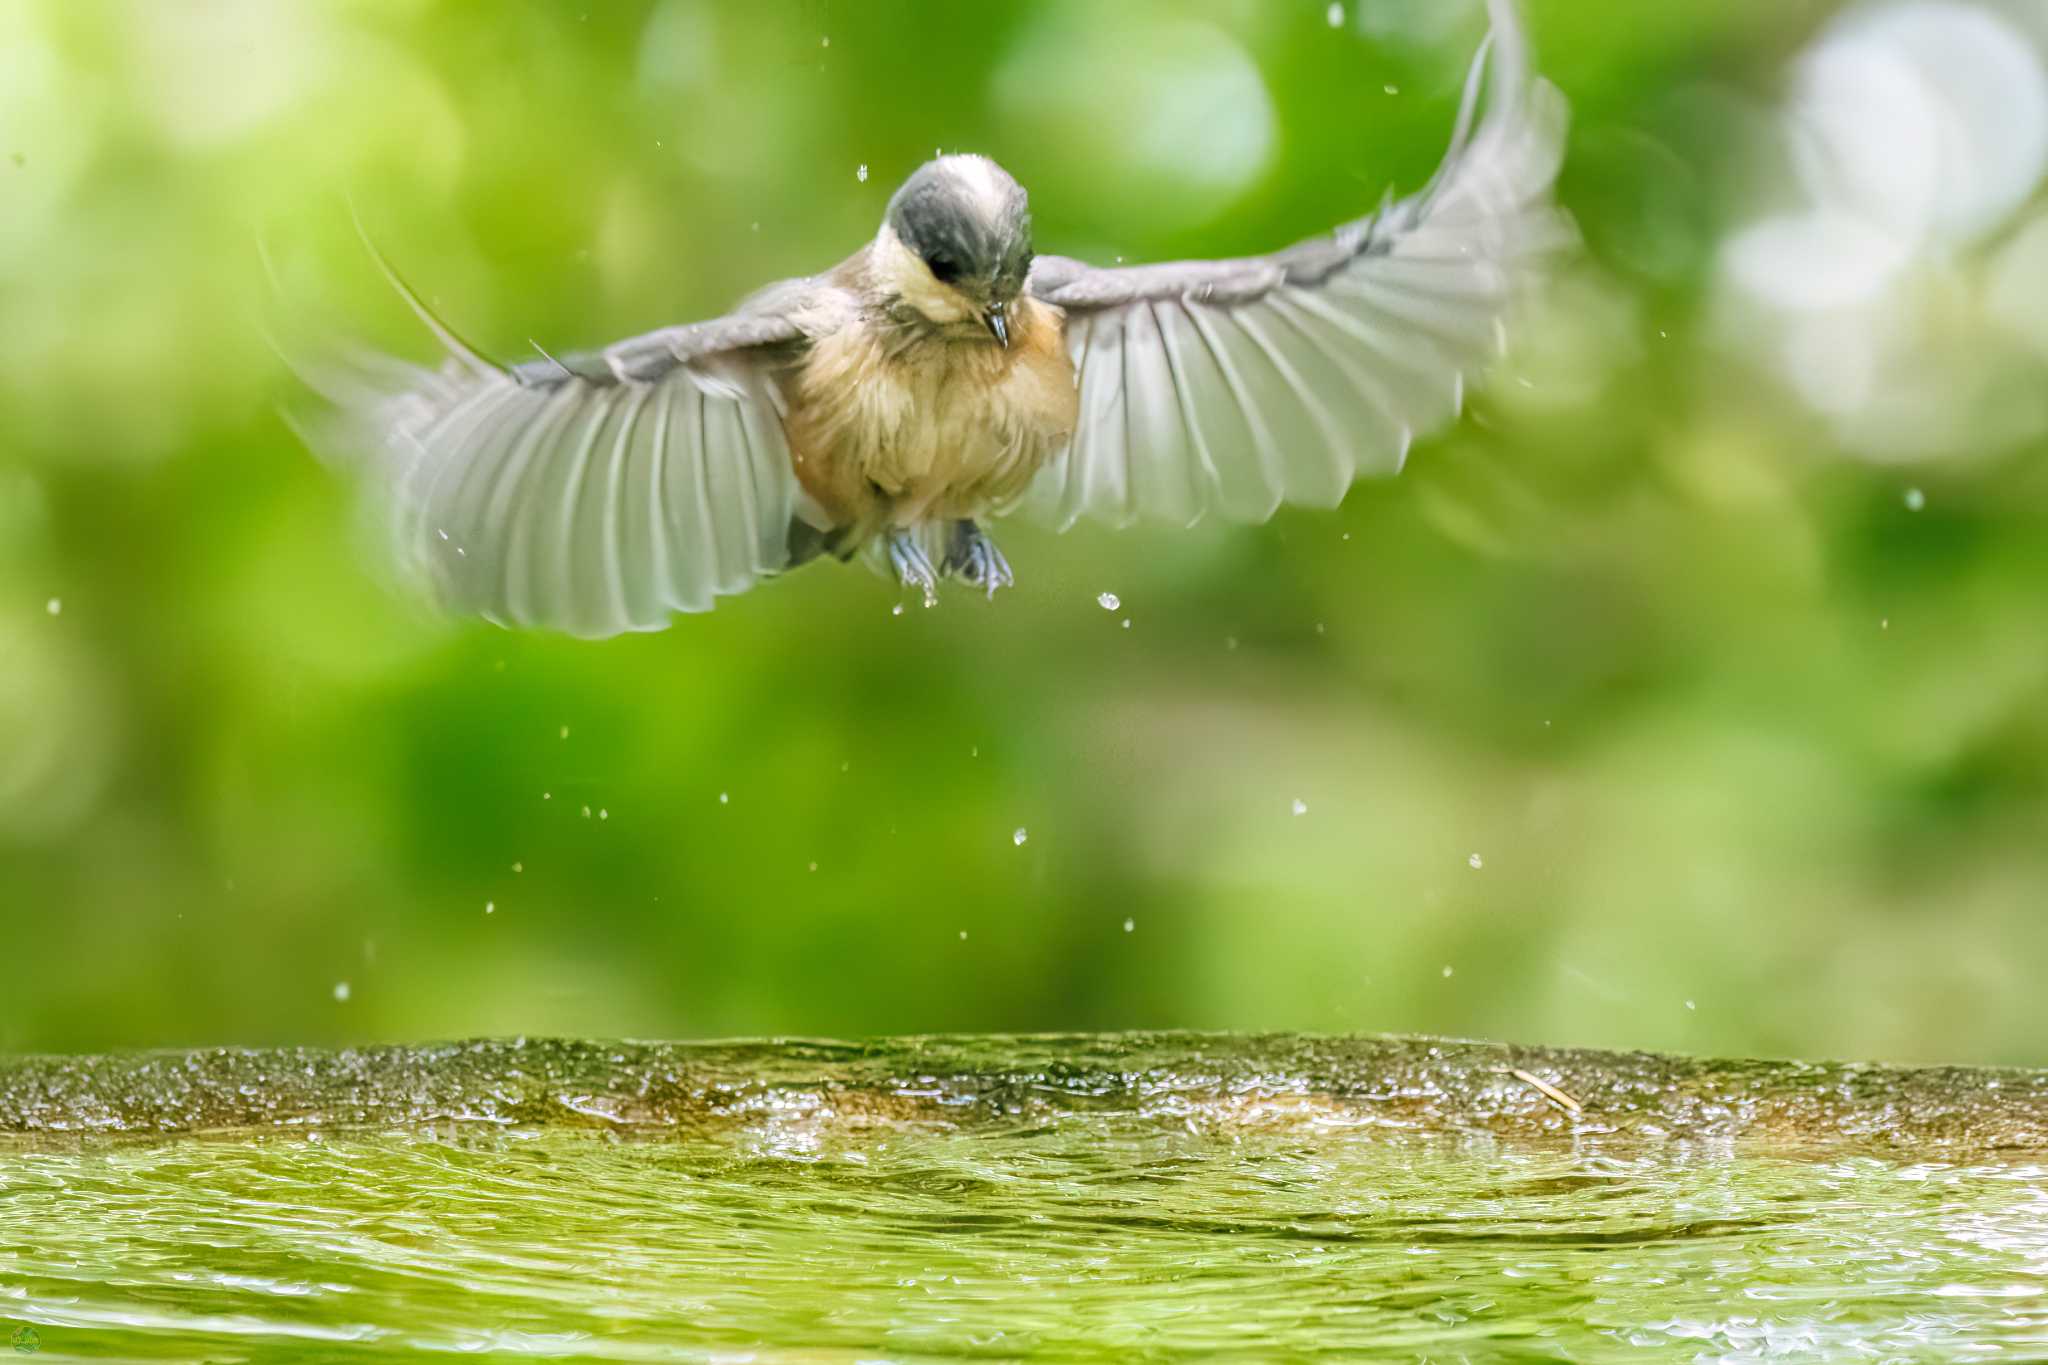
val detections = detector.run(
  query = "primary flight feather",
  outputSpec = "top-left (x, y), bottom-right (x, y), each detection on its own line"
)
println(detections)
top-left (300, 0), bottom-right (1570, 636)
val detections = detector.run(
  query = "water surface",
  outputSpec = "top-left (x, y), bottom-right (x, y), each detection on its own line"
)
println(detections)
top-left (5, 1120), bottom-right (2047, 1361)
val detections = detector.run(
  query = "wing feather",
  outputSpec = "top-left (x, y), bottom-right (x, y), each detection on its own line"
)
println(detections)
top-left (1021, 0), bottom-right (1571, 531)
top-left (297, 280), bottom-right (810, 635)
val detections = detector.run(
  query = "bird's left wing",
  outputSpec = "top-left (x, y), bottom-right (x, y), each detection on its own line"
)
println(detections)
top-left (294, 262), bottom-right (817, 637)
top-left (1017, 0), bottom-right (1571, 530)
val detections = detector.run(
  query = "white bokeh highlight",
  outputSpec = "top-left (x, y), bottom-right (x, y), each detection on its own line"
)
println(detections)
top-left (1719, 0), bottom-right (2048, 461)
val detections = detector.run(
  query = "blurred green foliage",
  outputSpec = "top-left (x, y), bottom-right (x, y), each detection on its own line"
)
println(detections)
top-left (3, 0), bottom-right (2046, 1065)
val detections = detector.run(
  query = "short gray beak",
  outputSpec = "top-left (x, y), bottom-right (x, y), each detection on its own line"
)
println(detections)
top-left (983, 304), bottom-right (1009, 348)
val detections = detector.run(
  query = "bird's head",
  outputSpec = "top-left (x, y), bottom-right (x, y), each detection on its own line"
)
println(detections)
top-left (875, 155), bottom-right (1033, 346)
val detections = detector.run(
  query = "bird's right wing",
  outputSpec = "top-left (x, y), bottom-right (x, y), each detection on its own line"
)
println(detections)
top-left (293, 263), bottom-right (816, 637)
top-left (1017, 0), bottom-right (1571, 530)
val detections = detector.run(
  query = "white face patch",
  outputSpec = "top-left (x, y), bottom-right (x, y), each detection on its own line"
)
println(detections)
top-left (873, 223), bottom-right (976, 324)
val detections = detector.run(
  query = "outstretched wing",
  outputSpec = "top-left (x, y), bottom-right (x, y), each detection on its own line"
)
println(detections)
top-left (1017, 0), bottom-right (1572, 530)
top-left (293, 257), bottom-right (814, 637)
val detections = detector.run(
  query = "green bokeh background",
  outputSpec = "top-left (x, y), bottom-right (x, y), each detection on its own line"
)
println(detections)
top-left (3, 0), bottom-right (2044, 1064)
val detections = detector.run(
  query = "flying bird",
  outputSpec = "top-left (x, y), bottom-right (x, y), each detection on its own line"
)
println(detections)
top-left (299, 0), bottom-right (1569, 635)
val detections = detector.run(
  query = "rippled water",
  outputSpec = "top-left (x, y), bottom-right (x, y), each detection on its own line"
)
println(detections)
top-left (4, 1122), bottom-right (2047, 1361)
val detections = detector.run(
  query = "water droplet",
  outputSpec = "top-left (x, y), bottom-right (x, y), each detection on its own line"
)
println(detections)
top-left (332, 981), bottom-right (352, 1002)
top-left (1903, 487), bottom-right (1926, 511)
top-left (718, 792), bottom-right (729, 804)
top-left (857, 163), bottom-right (869, 183)
top-left (808, 860), bottom-right (818, 872)
top-left (891, 603), bottom-right (905, 617)
top-left (971, 746), bottom-right (979, 759)
top-left (1468, 853), bottom-right (1484, 870)
top-left (1121, 619), bottom-right (1132, 629)
top-left (484, 901), bottom-right (495, 915)
top-left (1441, 965), bottom-right (1454, 978)
top-left (44, 597), bottom-right (60, 616)
top-left (1123, 918), bottom-right (1135, 933)
top-left (1880, 618), bottom-right (1890, 631)
top-left (598, 808), bottom-right (609, 820)
top-left (1012, 827), bottom-right (1028, 846)
top-left (1383, 83), bottom-right (1400, 95)
top-left (1291, 799), bottom-right (1308, 816)
top-left (581, 805), bottom-right (592, 819)
top-left (1225, 636), bottom-right (1239, 651)
top-left (511, 862), bottom-right (523, 873)
top-left (436, 527), bottom-right (449, 541)
top-left (821, 35), bottom-right (830, 47)
top-left (559, 725), bottom-right (570, 740)
top-left (542, 792), bottom-right (552, 801)
top-left (1326, 2), bottom-right (1343, 27)
top-left (1097, 591), bottom-right (1121, 611)
top-left (959, 930), bottom-right (968, 940)
top-left (1685, 999), bottom-right (1697, 1011)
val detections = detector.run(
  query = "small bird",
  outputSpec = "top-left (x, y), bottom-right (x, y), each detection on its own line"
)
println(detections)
top-left (300, 0), bottom-right (1568, 636)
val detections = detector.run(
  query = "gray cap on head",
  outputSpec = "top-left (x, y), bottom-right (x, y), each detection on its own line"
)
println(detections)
top-left (885, 155), bottom-right (1034, 300)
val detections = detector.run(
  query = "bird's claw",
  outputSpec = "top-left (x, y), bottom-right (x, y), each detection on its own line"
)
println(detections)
top-left (886, 529), bottom-right (939, 607)
top-left (941, 521), bottom-right (1014, 601)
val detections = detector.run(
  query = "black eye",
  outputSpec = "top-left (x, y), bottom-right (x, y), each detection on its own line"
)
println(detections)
top-left (926, 253), bottom-right (962, 284)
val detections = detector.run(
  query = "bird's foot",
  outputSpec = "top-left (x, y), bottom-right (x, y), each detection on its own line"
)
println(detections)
top-left (940, 520), bottom-right (1014, 600)
top-left (886, 528), bottom-right (940, 607)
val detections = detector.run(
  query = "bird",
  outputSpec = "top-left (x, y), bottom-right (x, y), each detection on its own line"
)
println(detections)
top-left (295, 0), bottom-right (1569, 637)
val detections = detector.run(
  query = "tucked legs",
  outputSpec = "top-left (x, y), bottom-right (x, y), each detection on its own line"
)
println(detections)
top-left (940, 519), bottom-right (1013, 599)
top-left (885, 528), bottom-right (940, 606)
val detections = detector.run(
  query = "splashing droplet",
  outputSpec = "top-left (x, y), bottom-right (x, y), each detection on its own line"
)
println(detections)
top-left (857, 163), bottom-right (868, 182)
top-left (1097, 591), bottom-right (1120, 611)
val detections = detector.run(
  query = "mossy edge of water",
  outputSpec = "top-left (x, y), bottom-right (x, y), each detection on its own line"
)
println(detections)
top-left (1, 1032), bottom-right (2040, 1151)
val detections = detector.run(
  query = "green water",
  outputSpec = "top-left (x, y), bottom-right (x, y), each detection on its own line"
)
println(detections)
top-left (4, 1121), bottom-right (2046, 1361)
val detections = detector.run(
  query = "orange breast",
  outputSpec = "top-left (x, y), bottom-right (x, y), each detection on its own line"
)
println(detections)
top-left (787, 299), bottom-right (1075, 530)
